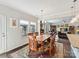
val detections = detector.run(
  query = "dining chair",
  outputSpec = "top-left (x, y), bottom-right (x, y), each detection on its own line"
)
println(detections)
top-left (28, 32), bottom-right (37, 52)
top-left (49, 34), bottom-right (56, 56)
top-left (33, 32), bottom-right (38, 51)
top-left (38, 32), bottom-right (44, 52)
top-left (44, 34), bottom-right (56, 56)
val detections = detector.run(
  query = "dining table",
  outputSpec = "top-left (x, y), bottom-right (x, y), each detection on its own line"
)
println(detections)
top-left (36, 35), bottom-right (50, 41)
top-left (28, 34), bottom-right (57, 57)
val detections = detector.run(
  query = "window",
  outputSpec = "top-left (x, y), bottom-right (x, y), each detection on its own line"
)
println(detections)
top-left (20, 20), bottom-right (29, 36)
top-left (20, 25), bottom-right (28, 36)
top-left (30, 22), bottom-right (36, 32)
top-left (30, 25), bottom-right (35, 32)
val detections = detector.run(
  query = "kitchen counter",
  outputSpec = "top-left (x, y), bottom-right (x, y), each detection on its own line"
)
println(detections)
top-left (67, 34), bottom-right (79, 58)
top-left (67, 34), bottom-right (79, 48)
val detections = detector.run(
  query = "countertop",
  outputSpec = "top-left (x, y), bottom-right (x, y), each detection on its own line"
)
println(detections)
top-left (67, 34), bottom-right (79, 48)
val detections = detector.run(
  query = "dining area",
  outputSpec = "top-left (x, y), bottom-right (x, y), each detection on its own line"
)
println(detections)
top-left (27, 30), bottom-right (57, 58)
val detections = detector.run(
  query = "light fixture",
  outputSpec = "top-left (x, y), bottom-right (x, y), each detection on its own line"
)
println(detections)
top-left (73, 0), bottom-right (77, 17)
top-left (40, 10), bottom-right (44, 29)
top-left (70, 15), bottom-right (79, 23)
top-left (45, 21), bottom-right (46, 23)
top-left (70, 0), bottom-right (77, 23)
top-left (70, 18), bottom-right (77, 23)
top-left (40, 10), bottom-right (44, 22)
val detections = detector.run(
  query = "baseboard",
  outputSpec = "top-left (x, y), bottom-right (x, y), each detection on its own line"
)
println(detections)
top-left (0, 43), bottom-right (28, 55)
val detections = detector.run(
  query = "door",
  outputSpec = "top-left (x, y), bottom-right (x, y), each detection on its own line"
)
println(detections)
top-left (0, 15), bottom-right (7, 54)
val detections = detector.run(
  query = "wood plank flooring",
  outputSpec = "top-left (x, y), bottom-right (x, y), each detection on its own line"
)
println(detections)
top-left (0, 38), bottom-right (76, 58)
top-left (58, 38), bottom-right (75, 58)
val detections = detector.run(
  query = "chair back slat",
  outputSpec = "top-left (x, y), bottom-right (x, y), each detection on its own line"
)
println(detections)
top-left (28, 32), bottom-right (37, 52)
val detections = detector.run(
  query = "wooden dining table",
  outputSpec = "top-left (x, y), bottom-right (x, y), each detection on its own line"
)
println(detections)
top-left (28, 34), bottom-right (57, 57)
top-left (36, 35), bottom-right (50, 41)
top-left (36, 35), bottom-right (50, 50)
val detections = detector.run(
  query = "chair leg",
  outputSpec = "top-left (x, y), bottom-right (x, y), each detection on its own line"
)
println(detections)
top-left (49, 48), bottom-right (52, 56)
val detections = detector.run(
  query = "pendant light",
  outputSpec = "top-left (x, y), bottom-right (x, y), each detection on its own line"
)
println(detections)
top-left (73, 0), bottom-right (77, 17)
top-left (70, 0), bottom-right (77, 23)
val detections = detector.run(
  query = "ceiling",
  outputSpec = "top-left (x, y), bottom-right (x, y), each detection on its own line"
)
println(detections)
top-left (0, 0), bottom-right (79, 18)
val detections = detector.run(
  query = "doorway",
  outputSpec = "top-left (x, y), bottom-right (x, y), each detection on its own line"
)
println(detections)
top-left (0, 15), bottom-right (7, 54)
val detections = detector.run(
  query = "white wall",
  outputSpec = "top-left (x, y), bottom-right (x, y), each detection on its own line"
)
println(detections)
top-left (0, 4), bottom-right (38, 52)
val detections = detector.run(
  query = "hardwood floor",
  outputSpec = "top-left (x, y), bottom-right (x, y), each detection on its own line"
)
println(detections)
top-left (28, 42), bottom-right (63, 58)
top-left (0, 37), bottom-right (76, 58)
top-left (58, 38), bottom-right (75, 58)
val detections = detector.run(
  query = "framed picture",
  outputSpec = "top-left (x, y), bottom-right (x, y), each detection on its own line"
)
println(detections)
top-left (10, 18), bottom-right (18, 28)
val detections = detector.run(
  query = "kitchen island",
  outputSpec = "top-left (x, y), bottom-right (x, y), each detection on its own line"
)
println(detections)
top-left (67, 34), bottom-right (79, 58)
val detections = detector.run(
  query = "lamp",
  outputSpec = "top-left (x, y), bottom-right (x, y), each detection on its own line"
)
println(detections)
top-left (70, 0), bottom-right (78, 23)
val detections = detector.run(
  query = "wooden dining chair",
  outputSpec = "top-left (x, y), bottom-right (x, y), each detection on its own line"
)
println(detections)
top-left (28, 32), bottom-right (37, 52)
top-left (44, 34), bottom-right (56, 56)
top-left (37, 32), bottom-right (44, 51)
top-left (39, 35), bottom-right (44, 51)
top-left (49, 34), bottom-right (56, 56)
top-left (33, 32), bottom-right (37, 51)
